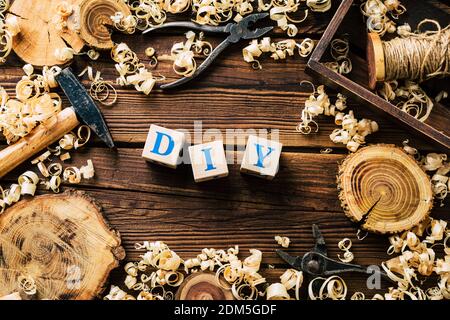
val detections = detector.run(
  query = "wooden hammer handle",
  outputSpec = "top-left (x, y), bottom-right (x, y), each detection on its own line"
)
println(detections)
top-left (0, 107), bottom-right (79, 178)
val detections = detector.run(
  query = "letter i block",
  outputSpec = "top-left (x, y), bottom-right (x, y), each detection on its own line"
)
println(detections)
top-left (188, 140), bottom-right (229, 182)
top-left (142, 124), bottom-right (186, 169)
top-left (240, 135), bottom-right (282, 180)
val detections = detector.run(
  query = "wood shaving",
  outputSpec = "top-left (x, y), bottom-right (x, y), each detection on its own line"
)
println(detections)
top-left (52, 1), bottom-right (73, 30)
top-left (280, 268), bottom-right (303, 300)
top-left (104, 285), bottom-right (136, 300)
top-left (275, 235), bottom-right (290, 248)
top-left (306, 0), bottom-right (331, 12)
top-left (87, 49), bottom-right (100, 60)
top-left (269, 4), bottom-right (308, 37)
top-left (0, 0), bottom-right (17, 64)
top-left (0, 66), bottom-right (62, 144)
top-left (381, 217), bottom-right (449, 300)
top-left (113, 0), bottom-right (174, 33)
top-left (324, 37), bottom-right (352, 75)
top-left (360, 0), bottom-right (405, 36)
top-left (309, 275), bottom-right (347, 300)
top-left (112, 43), bottom-right (162, 95)
top-left (113, 0), bottom-right (330, 38)
top-left (106, 242), bottom-right (273, 300)
top-left (337, 238), bottom-right (354, 263)
top-left (243, 37), bottom-right (314, 69)
top-left (378, 80), bottom-right (434, 122)
top-left (18, 171), bottom-right (39, 196)
top-left (266, 282), bottom-right (290, 300)
top-left (297, 85), bottom-right (378, 152)
top-left (402, 140), bottom-right (449, 205)
top-left (17, 275), bottom-right (36, 296)
top-left (55, 47), bottom-right (75, 62)
top-left (350, 292), bottom-right (365, 300)
top-left (159, 31), bottom-right (212, 77)
top-left (79, 66), bottom-right (117, 106)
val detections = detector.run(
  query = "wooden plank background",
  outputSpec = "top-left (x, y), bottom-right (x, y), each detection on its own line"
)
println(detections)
top-left (0, 0), bottom-right (448, 298)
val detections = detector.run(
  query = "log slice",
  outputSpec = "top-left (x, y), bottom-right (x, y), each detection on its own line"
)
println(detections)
top-left (338, 144), bottom-right (433, 234)
top-left (7, 0), bottom-right (85, 66)
top-left (175, 272), bottom-right (234, 300)
top-left (0, 190), bottom-right (124, 299)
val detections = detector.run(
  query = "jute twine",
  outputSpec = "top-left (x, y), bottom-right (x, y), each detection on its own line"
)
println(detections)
top-left (383, 20), bottom-right (450, 83)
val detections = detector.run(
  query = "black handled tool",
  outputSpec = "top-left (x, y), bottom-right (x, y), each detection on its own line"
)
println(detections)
top-left (143, 13), bottom-right (273, 89)
top-left (277, 225), bottom-right (393, 280)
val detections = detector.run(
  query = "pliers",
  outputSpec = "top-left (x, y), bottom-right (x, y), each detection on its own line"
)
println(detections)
top-left (143, 13), bottom-right (273, 89)
top-left (277, 224), bottom-right (393, 281)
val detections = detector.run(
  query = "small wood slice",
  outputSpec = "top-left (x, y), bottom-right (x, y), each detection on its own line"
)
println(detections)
top-left (338, 144), bottom-right (433, 234)
top-left (7, 0), bottom-right (85, 66)
top-left (78, 0), bottom-right (131, 50)
top-left (0, 190), bottom-right (125, 300)
top-left (175, 272), bottom-right (234, 300)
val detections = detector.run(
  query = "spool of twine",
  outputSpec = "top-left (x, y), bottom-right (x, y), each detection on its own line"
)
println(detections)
top-left (382, 20), bottom-right (450, 83)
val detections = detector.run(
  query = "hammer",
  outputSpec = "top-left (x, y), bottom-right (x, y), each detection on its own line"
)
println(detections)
top-left (0, 68), bottom-right (114, 178)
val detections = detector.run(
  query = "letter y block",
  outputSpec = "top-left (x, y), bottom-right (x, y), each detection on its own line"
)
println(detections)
top-left (240, 135), bottom-right (282, 179)
top-left (142, 124), bottom-right (186, 168)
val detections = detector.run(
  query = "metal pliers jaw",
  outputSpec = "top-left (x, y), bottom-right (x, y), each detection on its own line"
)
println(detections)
top-left (225, 13), bottom-right (273, 43)
top-left (143, 13), bottom-right (273, 89)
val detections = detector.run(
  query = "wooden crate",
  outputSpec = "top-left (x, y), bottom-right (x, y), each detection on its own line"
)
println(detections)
top-left (307, 0), bottom-right (450, 151)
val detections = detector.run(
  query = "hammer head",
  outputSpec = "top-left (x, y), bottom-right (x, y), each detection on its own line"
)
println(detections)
top-left (56, 68), bottom-right (115, 148)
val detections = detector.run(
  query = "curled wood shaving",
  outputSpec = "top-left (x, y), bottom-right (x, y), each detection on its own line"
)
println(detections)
top-left (18, 275), bottom-right (36, 296)
top-left (360, 0), bottom-right (405, 36)
top-left (280, 268), bottom-right (303, 300)
top-left (52, 1), bottom-right (73, 31)
top-left (55, 47), bottom-right (75, 62)
top-left (104, 285), bottom-right (136, 300)
top-left (306, 0), bottom-right (331, 12)
top-left (275, 235), bottom-right (290, 248)
top-left (113, 0), bottom-right (174, 33)
top-left (159, 31), bottom-right (212, 77)
top-left (269, 4), bottom-right (308, 37)
top-left (0, 169), bottom-right (43, 212)
top-left (266, 282), bottom-right (290, 300)
top-left (402, 140), bottom-right (449, 205)
top-left (381, 217), bottom-right (450, 300)
top-left (350, 292), bottom-right (365, 300)
top-left (111, 12), bottom-right (139, 34)
top-left (112, 43), bottom-right (162, 95)
top-left (0, 66), bottom-right (62, 144)
top-left (297, 85), bottom-right (378, 151)
top-left (309, 275), bottom-right (347, 300)
top-left (145, 46), bottom-right (158, 68)
top-left (107, 242), bottom-right (274, 300)
top-left (378, 80), bottom-right (434, 122)
top-left (0, 0), bottom-right (17, 64)
top-left (324, 38), bottom-right (352, 75)
top-left (337, 238), bottom-right (354, 263)
top-left (243, 37), bottom-right (314, 69)
top-left (79, 67), bottom-right (117, 106)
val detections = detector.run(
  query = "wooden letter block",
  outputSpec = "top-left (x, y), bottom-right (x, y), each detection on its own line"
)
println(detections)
top-left (240, 135), bottom-right (282, 180)
top-left (188, 140), bottom-right (229, 182)
top-left (142, 124), bottom-right (185, 169)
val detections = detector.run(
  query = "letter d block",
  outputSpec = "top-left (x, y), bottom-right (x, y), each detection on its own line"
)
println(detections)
top-left (188, 140), bottom-right (229, 182)
top-left (142, 124), bottom-right (185, 168)
top-left (240, 135), bottom-right (282, 180)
